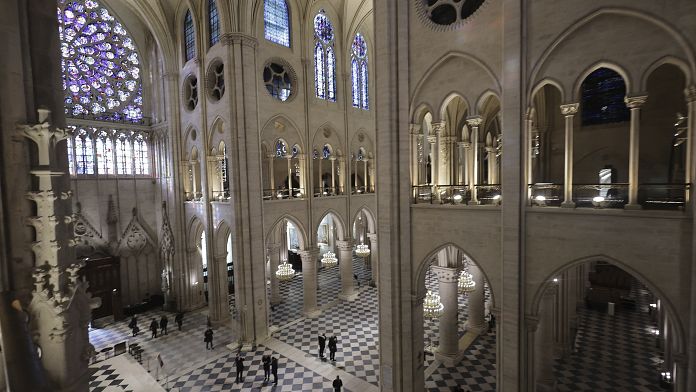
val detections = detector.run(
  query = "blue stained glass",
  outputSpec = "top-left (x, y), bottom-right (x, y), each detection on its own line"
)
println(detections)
top-left (351, 33), bottom-right (369, 110)
top-left (67, 137), bottom-right (75, 174)
top-left (313, 11), bottom-right (334, 43)
top-left (58, 0), bottom-right (143, 122)
top-left (327, 46), bottom-right (336, 102)
top-left (351, 59), bottom-right (360, 107)
top-left (134, 134), bottom-right (149, 175)
top-left (276, 140), bottom-right (287, 157)
top-left (75, 129), bottom-right (95, 174)
top-left (116, 136), bottom-right (132, 175)
top-left (184, 10), bottom-right (195, 61)
top-left (96, 133), bottom-right (114, 174)
top-left (314, 42), bottom-right (325, 99)
top-left (208, 0), bottom-right (220, 47)
top-left (352, 33), bottom-right (367, 58)
top-left (361, 61), bottom-right (369, 110)
top-left (264, 0), bottom-right (290, 47)
top-left (322, 145), bottom-right (331, 159)
top-left (581, 68), bottom-right (630, 126)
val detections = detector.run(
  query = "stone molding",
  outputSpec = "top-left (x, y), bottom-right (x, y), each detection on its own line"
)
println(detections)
top-left (221, 32), bottom-right (258, 48)
top-left (624, 95), bottom-right (648, 108)
top-left (559, 103), bottom-right (579, 116)
top-left (336, 240), bottom-right (355, 251)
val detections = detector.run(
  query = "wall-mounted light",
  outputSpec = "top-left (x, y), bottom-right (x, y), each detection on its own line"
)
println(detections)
top-left (592, 196), bottom-right (606, 208)
top-left (453, 193), bottom-right (463, 204)
top-left (534, 195), bottom-right (546, 207)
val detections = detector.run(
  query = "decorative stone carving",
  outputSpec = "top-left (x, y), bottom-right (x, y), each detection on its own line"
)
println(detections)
top-left (559, 103), bottom-right (579, 116)
top-left (624, 95), bottom-right (648, 109)
top-left (117, 208), bottom-right (156, 255)
top-left (417, 135), bottom-right (424, 163)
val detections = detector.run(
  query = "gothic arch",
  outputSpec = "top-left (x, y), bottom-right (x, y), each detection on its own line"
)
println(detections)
top-left (438, 92), bottom-right (471, 124)
top-left (315, 209), bottom-right (347, 241)
top-left (414, 243), bottom-right (497, 309)
top-left (572, 61), bottom-right (632, 101)
top-left (529, 254), bottom-right (685, 355)
top-left (265, 214), bottom-right (308, 250)
top-left (412, 102), bottom-right (435, 126)
top-left (214, 220), bottom-right (232, 258)
top-left (640, 55), bottom-right (691, 91)
top-left (187, 216), bottom-right (205, 251)
top-left (351, 206), bottom-right (376, 234)
top-left (529, 78), bottom-right (566, 104)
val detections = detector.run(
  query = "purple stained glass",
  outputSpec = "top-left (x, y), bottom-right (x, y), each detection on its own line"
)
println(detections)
top-left (313, 11), bottom-right (334, 43)
top-left (351, 33), bottom-right (369, 110)
top-left (352, 33), bottom-right (367, 58)
top-left (58, 0), bottom-right (143, 122)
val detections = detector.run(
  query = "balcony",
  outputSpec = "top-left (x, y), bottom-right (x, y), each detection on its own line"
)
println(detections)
top-left (184, 191), bottom-right (203, 202)
top-left (412, 185), bottom-right (470, 205)
top-left (313, 187), bottom-right (345, 198)
top-left (211, 191), bottom-right (230, 202)
top-left (572, 184), bottom-right (629, 208)
top-left (528, 183), bottom-right (689, 210)
top-left (351, 185), bottom-right (375, 195)
top-left (528, 183), bottom-right (563, 207)
top-left (475, 184), bottom-right (502, 205)
top-left (638, 183), bottom-right (690, 210)
top-left (263, 188), bottom-right (306, 201)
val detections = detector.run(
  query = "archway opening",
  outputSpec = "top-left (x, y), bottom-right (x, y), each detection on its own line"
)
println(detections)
top-left (532, 260), bottom-right (679, 391)
top-left (529, 83), bottom-right (565, 206)
top-left (265, 218), bottom-right (304, 328)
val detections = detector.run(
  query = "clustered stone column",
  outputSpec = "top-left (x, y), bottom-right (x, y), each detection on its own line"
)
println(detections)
top-left (466, 117), bottom-right (483, 204)
top-left (367, 233), bottom-right (379, 286)
top-left (466, 263), bottom-right (487, 333)
top-left (535, 284), bottom-right (558, 392)
top-left (625, 95), bottom-right (648, 209)
top-left (267, 244), bottom-right (281, 305)
top-left (433, 266), bottom-right (459, 361)
top-left (337, 240), bottom-right (356, 300)
top-left (560, 103), bottom-right (579, 208)
top-left (299, 248), bottom-right (320, 317)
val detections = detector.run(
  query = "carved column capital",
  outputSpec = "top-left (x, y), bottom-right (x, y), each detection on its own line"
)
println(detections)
top-left (466, 116), bottom-right (483, 128)
top-left (366, 233), bottom-right (377, 242)
top-left (426, 135), bottom-right (437, 144)
top-left (410, 123), bottom-right (422, 134)
top-left (336, 240), bottom-right (355, 251)
top-left (298, 247), bottom-right (320, 261)
top-left (559, 103), bottom-right (579, 116)
top-left (431, 121), bottom-right (446, 135)
top-left (624, 95), bottom-right (648, 109)
top-left (221, 32), bottom-right (258, 48)
top-left (684, 85), bottom-right (696, 103)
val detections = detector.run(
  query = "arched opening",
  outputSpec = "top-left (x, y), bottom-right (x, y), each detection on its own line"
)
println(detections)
top-left (639, 63), bottom-right (688, 209)
top-left (209, 140), bottom-right (230, 201)
top-left (313, 143), bottom-right (342, 196)
top-left (529, 83), bottom-right (565, 206)
top-left (530, 259), bottom-right (681, 391)
top-left (316, 213), bottom-right (343, 303)
top-left (418, 245), bottom-right (497, 391)
top-left (477, 94), bottom-right (502, 204)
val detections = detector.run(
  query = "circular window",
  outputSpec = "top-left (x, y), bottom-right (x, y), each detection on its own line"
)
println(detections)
top-left (183, 75), bottom-right (198, 111)
top-left (417, 0), bottom-right (486, 29)
top-left (263, 60), bottom-right (295, 102)
top-left (206, 61), bottom-right (225, 101)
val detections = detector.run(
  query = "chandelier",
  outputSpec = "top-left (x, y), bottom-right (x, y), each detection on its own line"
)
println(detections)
top-left (355, 243), bottom-right (371, 258)
top-left (321, 251), bottom-right (338, 267)
top-left (423, 290), bottom-right (444, 318)
top-left (275, 261), bottom-right (295, 281)
top-left (458, 270), bottom-right (476, 294)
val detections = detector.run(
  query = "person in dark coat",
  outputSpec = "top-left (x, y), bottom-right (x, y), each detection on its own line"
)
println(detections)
top-left (262, 355), bottom-right (271, 382)
top-left (234, 353), bottom-right (245, 383)
top-left (204, 328), bottom-right (214, 350)
top-left (128, 316), bottom-right (138, 337)
top-left (328, 335), bottom-right (338, 361)
top-left (271, 356), bottom-right (278, 384)
top-left (160, 315), bottom-right (168, 335)
top-left (318, 333), bottom-right (326, 358)
top-left (149, 318), bottom-right (158, 338)
top-left (175, 312), bottom-right (183, 331)
top-left (333, 375), bottom-right (343, 391)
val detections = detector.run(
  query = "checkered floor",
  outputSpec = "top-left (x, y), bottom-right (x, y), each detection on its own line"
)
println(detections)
top-left (426, 331), bottom-right (498, 392)
top-left (554, 279), bottom-right (667, 391)
top-left (274, 257), bottom-right (380, 386)
top-left (89, 363), bottom-right (134, 392)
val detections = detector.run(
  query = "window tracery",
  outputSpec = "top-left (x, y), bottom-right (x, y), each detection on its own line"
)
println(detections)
top-left (264, 0), bottom-right (291, 47)
top-left (581, 68), bottom-right (630, 126)
top-left (208, 0), bottom-right (220, 47)
top-left (184, 10), bottom-right (195, 61)
top-left (313, 11), bottom-right (336, 101)
top-left (351, 33), bottom-right (369, 110)
top-left (58, 0), bottom-right (143, 122)
top-left (264, 62), bottom-right (294, 101)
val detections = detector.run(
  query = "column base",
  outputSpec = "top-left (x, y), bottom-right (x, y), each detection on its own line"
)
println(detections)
top-left (624, 203), bottom-right (642, 210)
top-left (303, 307), bottom-right (322, 318)
top-left (270, 297), bottom-right (282, 306)
top-left (561, 201), bottom-right (576, 208)
top-left (465, 321), bottom-right (488, 335)
top-left (339, 290), bottom-right (359, 301)
top-left (434, 349), bottom-right (465, 367)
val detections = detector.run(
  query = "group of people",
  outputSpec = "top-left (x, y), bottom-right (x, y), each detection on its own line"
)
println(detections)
top-left (318, 333), bottom-right (339, 361)
top-left (233, 353), bottom-right (279, 385)
top-left (128, 312), bottom-right (185, 338)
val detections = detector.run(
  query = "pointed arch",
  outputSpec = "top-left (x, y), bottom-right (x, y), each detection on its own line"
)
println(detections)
top-left (572, 61), bottom-right (632, 101)
top-left (351, 206), bottom-right (376, 234)
top-left (265, 214), bottom-right (308, 250)
top-left (315, 209), bottom-right (347, 241)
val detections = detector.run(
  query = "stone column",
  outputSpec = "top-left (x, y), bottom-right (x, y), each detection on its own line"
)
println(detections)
top-left (486, 146), bottom-right (497, 184)
top-left (339, 156), bottom-right (346, 194)
top-left (363, 159), bottom-right (369, 191)
top-left (457, 141), bottom-right (466, 185)
top-left (439, 136), bottom-right (453, 185)
top-left (560, 103), bottom-right (579, 208)
top-left (465, 263), bottom-right (487, 333)
top-left (209, 255), bottom-right (230, 323)
top-left (466, 117), bottom-right (482, 204)
top-left (462, 141), bottom-right (472, 187)
top-left (625, 95), bottom-right (648, 209)
top-left (367, 233), bottom-right (379, 286)
top-left (318, 157), bottom-right (323, 195)
top-left (526, 108), bottom-right (534, 199)
top-left (337, 240), bottom-right (356, 300)
top-left (433, 266), bottom-right (460, 362)
top-left (299, 248), bottom-right (321, 317)
top-left (267, 244), bottom-right (281, 305)
top-left (674, 352), bottom-right (688, 392)
top-left (684, 87), bottom-right (696, 202)
top-left (687, 86), bottom-right (696, 392)
top-left (287, 155), bottom-right (293, 197)
top-left (410, 124), bottom-right (422, 185)
top-left (536, 284), bottom-right (558, 392)
top-left (330, 157), bottom-right (337, 194)
top-left (298, 153), bottom-right (306, 197)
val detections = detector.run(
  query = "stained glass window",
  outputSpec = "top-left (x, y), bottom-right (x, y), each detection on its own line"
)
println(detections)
top-left (351, 33), bottom-right (369, 110)
top-left (57, 0), bottom-right (143, 122)
top-left (96, 132), bottom-right (114, 174)
top-left (75, 129), bottom-right (95, 174)
top-left (134, 134), bottom-right (149, 175)
top-left (276, 139), bottom-right (287, 157)
top-left (208, 0), bottom-right (220, 47)
top-left (313, 11), bottom-right (336, 102)
top-left (116, 135), bottom-right (132, 175)
top-left (322, 145), bottom-right (331, 159)
top-left (264, 62), bottom-right (293, 101)
top-left (184, 10), bottom-right (195, 61)
top-left (264, 0), bottom-right (290, 47)
top-left (581, 68), bottom-right (629, 126)
top-left (67, 137), bottom-right (75, 175)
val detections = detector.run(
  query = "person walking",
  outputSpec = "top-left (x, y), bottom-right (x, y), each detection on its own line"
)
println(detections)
top-left (328, 335), bottom-right (337, 361)
top-left (354, 273), bottom-right (360, 287)
top-left (262, 355), bottom-right (271, 382)
top-left (175, 312), bottom-right (183, 331)
top-left (234, 353), bottom-right (245, 383)
top-left (271, 356), bottom-right (278, 384)
top-left (128, 316), bottom-right (139, 337)
top-left (204, 328), bottom-right (214, 350)
top-left (149, 318), bottom-right (158, 338)
top-left (333, 375), bottom-right (343, 391)
top-left (160, 315), bottom-right (168, 335)
top-left (318, 333), bottom-right (326, 358)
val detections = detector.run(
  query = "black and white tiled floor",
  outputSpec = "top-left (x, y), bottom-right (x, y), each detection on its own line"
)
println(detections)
top-left (89, 363), bottom-right (134, 392)
top-left (426, 331), bottom-right (497, 392)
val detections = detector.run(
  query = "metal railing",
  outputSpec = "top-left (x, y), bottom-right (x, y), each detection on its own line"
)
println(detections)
top-left (313, 187), bottom-right (345, 197)
top-left (476, 184), bottom-right (502, 205)
top-left (211, 191), bottom-right (230, 202)
top-left (412, 185), bottom-right (470, 205)
top-left (572, 183), bottom-right (628, 208)
top-left (352, 186), bottom-right (375, 195)
top-left (263, 188), bottom-right (306, 200)
top-left (528, 183), bottom-right (563, 207)
top-left (184, 191), bottom-right (203, 202)
top-left (638, 183), bottom-right (690, 210)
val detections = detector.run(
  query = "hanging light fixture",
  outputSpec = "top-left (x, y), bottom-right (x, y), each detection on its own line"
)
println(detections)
top-left (321, 251), bottom-right (338, 268)
top-left (458, 270), bottom-right (476, 294)
top-left (355, 243), bottom-right (371, 258)
top-left (275, 260), bottom-right (295, 281)
top-left (423, 290), bottom-right (444, 318)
